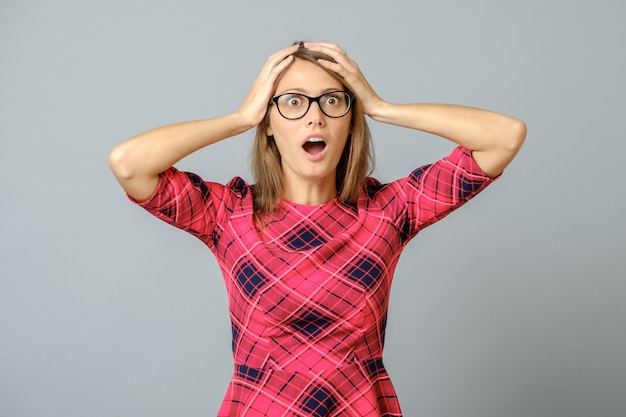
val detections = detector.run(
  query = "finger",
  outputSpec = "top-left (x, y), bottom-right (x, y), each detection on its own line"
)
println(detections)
top-left (258, 44), bottom-right (299, 80)
top-left (245, 46), bottom-right (297, 104)
top-left (304, 41), bottom-right (343, 52)
top-left (267, 44), bottom-right (299, 64)
top-left (304, 42), bottom-right (348, 59)
top-left (308, 45), bottom-right (358, 80)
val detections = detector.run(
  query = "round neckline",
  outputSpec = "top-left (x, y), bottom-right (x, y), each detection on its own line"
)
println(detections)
top-left (281, 198), bottom-right (338, 213)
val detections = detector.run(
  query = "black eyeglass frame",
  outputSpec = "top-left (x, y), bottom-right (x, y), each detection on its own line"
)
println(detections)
top-left (270, 90), bottom-right (355, 120)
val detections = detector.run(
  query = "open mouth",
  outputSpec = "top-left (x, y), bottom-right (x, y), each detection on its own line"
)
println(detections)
top-left (302, 137), bottom-right (327, 156)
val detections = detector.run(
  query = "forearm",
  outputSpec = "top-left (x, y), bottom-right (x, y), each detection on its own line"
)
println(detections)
top-left (110, 114), bottom-right (251, 176)
top-left (303, 42), bottom-right (526, 176)
top-left (369, 102), bottom-right (518, 149)
top-left (108, 113), bottom-right (253, 201)
top-left (368, 102), bottom-right (526, 177)
top-left (109, 45), bottom-right (298, 202)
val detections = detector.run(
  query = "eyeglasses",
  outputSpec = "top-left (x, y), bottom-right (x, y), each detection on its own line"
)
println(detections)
top-left (271, 91), bottom-right (354, 120)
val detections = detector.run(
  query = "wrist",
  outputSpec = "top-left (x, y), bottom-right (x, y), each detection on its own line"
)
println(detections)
top-left (229, 111), bottom-right (259, 134)
top-left (366, 100), bottom-right (394, 122)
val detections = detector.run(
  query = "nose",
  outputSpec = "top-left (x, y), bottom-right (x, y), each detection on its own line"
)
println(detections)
top-left (305, 101), bottom-right (325, 126)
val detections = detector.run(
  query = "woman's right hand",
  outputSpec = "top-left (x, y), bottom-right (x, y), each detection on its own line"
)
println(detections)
top-left (236, 44), bottom-right (299, 128)
top-left (109, 45), bottom-right (298, 202)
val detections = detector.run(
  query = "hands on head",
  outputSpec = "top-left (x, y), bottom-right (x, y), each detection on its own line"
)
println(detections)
top-left (237, 42), bottom-right (384, 129)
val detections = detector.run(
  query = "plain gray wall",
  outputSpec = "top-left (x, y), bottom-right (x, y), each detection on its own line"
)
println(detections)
top-left (1, 0), bottom-right (624, 416)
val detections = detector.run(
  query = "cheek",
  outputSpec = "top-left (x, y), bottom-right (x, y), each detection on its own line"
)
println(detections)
top-left (267, 113), bottom-right (299, 142)
top-left (335, 118), bottom-right (352, 139)
top-left (266, 110), bottom-right (288, 137)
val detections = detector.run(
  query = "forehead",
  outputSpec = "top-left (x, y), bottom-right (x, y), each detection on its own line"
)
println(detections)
top-left (275, 58), bottom-right (344, 95)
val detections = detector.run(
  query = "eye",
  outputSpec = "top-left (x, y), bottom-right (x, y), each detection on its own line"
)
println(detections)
top-left (281, 94), bottom-right (305, 107)
top-left (322, 92), bottom-right (344, 106)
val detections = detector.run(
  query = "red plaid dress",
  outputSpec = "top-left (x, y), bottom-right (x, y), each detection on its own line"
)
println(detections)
top-left (132, 146), bottom-right (495, 416)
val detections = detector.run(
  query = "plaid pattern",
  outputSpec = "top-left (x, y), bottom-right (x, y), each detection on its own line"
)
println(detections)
top-left (133, 146), bottom-right (495, 416)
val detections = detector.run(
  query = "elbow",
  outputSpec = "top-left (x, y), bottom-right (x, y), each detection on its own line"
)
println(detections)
top-left (493, 118), bottom-right (526, 158)
top-left (506, 119), bottom-right (527, 153)
top-left (474, 118), bottom-right (527, 178)
top-left (108, 143), bottom-right (134, 181)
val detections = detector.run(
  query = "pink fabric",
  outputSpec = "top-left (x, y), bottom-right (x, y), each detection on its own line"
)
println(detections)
top-left (132, 146), bottom-right (495, 416)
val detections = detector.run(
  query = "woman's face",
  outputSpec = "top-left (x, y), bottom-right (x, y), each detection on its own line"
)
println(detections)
top-left (267, 58), bottom-right (352, 196)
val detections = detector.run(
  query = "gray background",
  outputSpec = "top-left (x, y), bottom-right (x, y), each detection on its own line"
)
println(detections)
top-left (1, 0), bottom-right (624, 416)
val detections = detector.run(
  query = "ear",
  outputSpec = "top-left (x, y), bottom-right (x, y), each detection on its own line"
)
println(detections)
top-left (266, 123), bottom-right (273, 137)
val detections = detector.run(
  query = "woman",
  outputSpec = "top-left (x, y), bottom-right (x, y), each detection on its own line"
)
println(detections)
top-left (109, 42), bottom-right (526, 417)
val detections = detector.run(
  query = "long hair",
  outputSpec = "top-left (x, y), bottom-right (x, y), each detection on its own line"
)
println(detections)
top-left (251, 42), bottom-right (374, 229)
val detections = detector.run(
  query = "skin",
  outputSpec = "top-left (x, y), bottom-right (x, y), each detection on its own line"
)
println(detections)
top-left (109, 42), bottom-right (526, 205)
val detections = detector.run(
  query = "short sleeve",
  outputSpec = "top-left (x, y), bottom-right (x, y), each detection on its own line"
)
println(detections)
top-left (405, 146), bottom-right (497, 234)
top-left (128, 167), bottom-right (230, 246)
top-left (363, 146), bottom-right (497, 244)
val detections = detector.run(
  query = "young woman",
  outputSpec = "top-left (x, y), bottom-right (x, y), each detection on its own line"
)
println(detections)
top-left (109, 42), bottom-right (526, 417)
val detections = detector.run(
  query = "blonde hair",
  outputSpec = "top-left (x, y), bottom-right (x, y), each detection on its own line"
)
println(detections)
top-left (251, 43), bottom-right (374, 228)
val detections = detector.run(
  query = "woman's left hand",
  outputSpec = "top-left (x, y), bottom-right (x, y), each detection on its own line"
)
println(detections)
top-left (305, 43), bottom-right (526, 178)
top-left (304, 42), bottom-right (384, 117)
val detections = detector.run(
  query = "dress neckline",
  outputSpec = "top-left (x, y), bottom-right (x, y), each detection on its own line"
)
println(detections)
top-left (280, 198), bottom-right (339, 214)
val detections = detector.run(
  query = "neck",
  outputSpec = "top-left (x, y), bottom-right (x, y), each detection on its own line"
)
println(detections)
top-left (282, 179), bottom-right (338, 206)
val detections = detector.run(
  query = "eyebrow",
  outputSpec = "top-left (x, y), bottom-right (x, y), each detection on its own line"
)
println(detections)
top-left (277, 87), bottom-right (344, 95)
